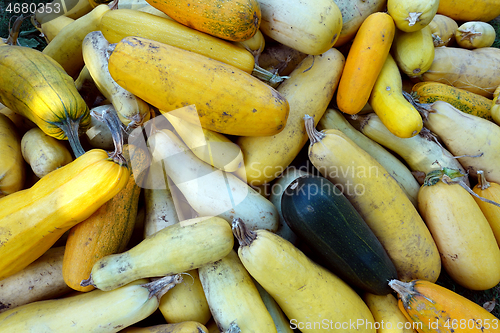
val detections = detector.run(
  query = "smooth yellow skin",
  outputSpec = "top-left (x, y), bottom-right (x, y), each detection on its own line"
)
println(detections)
top-left (233, 29), bottom-right (265, 55)
top-left (0, 114), bottom-right (25, 197)
top-left (0, 149), bottom-right (129, 280)
top-left (237, 48), bottom-right (345, 186)
top-left (363, 293), bottom-right (417, 333)
top-left (427, 14), bottom-right (458, 47)
top-left (165, 113), bottom-right (244, 173)
top-left (493, 85), bottom-right (500, 125)
top-left (418, 181), bottom-right (500, 290)
top-left (369, 54), bottom-right (423, 138)
top-left (0, 246), bottom-right (71, 314)
top-left (82, 31), bottom-right (151, 127)
top-left (237, 229), bottom-right (376, 333)
top-left (42, 4), bottom-right (110, 78)
top-left (109, 36), bottom-right (289, 137)
top-left (437, 0), bottom-right (500, 22)
top-left (455, 21), bottom-right (497, 49)
top-left (199, 250), bottom-right (277, 333)
top-left (308, 128), bottom-right (441, 282)
top-left (0, 279), bottom-right (162, 332)
top-left (258, 0), bottom-right (343, 55)
top-left (21, 127), bottom-right (73, 178)
top-left (100, 9), bottom-right (255, 73)
top-left (387, 0), bottom-right (439, 32)
top-left (392, 25), bottom-right (435, 76)
top-left (359, 113), bottom-right (469, 186)
top-left (424, 100), bottom-right (500, 184)
top-left (90, 216), bottom-right (234, 291)
top-left (318, 109), bottom-right (420, 206)
top-left (473, 173), bottom-right (500, 247)
top-left (159, 269), bottom-right (211, 325)
top-left (121, 322), bottom-right (209, 333)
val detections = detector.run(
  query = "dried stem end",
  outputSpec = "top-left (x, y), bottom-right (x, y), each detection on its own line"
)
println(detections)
top-left (304, 114), bottom-right (324, 145)
top-left (142, 274), bottom-right (183, 300)
top-left (232, 218), bottom-right (257, 247)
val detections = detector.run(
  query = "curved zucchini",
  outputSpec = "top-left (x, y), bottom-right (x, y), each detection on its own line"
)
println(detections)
top-left (0, 114), bottom-right (25, 197)
top-left (0, 45), bottom-right (90, 157)
top-left (281, 174), bottom-right (398, 295)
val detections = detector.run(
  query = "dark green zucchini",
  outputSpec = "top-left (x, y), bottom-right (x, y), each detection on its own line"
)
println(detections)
top-left (281, 174), bottom-right (397, 295)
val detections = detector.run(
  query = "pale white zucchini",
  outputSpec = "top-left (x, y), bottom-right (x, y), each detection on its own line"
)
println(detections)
top-left (359, 113), bottom-right (470, 186)
top-left (0, 275), bottom-right (182, 332)
top-left (199, 250), bottom-right (277, 333)
top-left (82, 31), bottom-right (151, 128)
top-left (85, 105), bottom-right (116, 151)
top-left (84, 216), bottom-right (234, 291)
top-left (165, 112), bottom-right (244, 173)
top-left (147, 129), bottom-right (279, 232)
top-left (0, 246), bottom-right (71, 314)
top-left (318, 108), bottom-right (420, 206)
top-left (257, 0), bottom-right (343, 55)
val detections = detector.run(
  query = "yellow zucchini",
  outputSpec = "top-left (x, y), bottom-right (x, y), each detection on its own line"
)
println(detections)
top-left (145, 0), bottom-right (261, 42)
top-left (233, 29), bottom-right (265, 59)
top-left (82, 31), bottom-right (151, 128)
top-left (363, 293), bottom-right (418, 333)
top-left (254, 281), bottom-right (294, 333)
top-left (121, 322), bottom-right (209, 333)
top-left (304, 116), bottom-right (441, 282)
top-left (392, 25), bottom-right (435, 76)
top-left (420, 46), bottom-right (500, 98)
top-left (232, 219), bottom-right (376, 333)
top-left (387, 0), bottom-right (439, 32)
top-left (437, 0), bottom-right (500, 22)
top-left (318, 109), bottom-right (420, 206)
top-left (108, 36), bottom-right (289, 137)
top-left (42, 4), bottom-right (111, 78)
top-left (333, 0), bottom-right (387, 47)
top-left (62, 144), bottom-right (146, 292)
top-left (359, 113), bottom-right (469, 186)
top-left (493, 84), bottom-right (500, 125)
top-left (165, 112), bottom-right (244, 173)
top-left (40, 15), bottom-right (75, 42)
top-left (100, 9), bottom-right (256, 73)
top-left (411, 81), bottom-right (493, 120)
top-left (199, 250), bottom-right (277, 332)
top-left (21, 127), bottom-right (73, 178)
top-left (159, 269), bottom-right (211, 325)
top-left (0, 275), bottom-right (182, 332)
top-left (84, 216), bottom-right (234, 291)
top-left (428, 14), bottom-right (458, 47)
top-left (258, 0), bottom-right (343, 55)
top-left (0, 149), bottom-right (129, 280)
top-left (147, 129), bottom-right (279, 232)
top-left (455, 21), bottom-right (497, 49)
top-left (0, 114), bottom-right (25, 197)
top-left (236, 48), bottom-right (344, 186)
top-left (369, 54), bottom-right (423, 138)
top-left (473, 170), bottom-right (500, 247)
top-left (418, 171), bottom-right (500, 290)
top-left (34, 0), bottom-right (93, 22)
top-left (0, 45), bottom-right (90, 157)
top-left (419, 100), bottom-right (500, 184)
top-left (0, 246), bottom-right (72, 314)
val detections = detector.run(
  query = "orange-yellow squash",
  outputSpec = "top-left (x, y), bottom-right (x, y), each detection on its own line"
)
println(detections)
top-left (108, 36), bottom-right (289, 137)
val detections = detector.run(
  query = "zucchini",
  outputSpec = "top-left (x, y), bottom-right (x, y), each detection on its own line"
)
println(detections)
top-left (281, 174), bottom-right (398, 295)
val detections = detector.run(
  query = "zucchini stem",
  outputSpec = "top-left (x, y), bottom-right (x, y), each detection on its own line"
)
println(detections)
top-left (93, 106), bottom-right (127, 165)
top-left (142, 274), bottom-right (183, 300)
top-left (252, 64), bottom-right (289, 87)
top-left (304, 114), bottom-right (324, 145)
top-left (55, 116), bottom-right (86, 158)
top-left (232, 218), bottom-right (257, 247)
top-left (477, 170), bottom-right (491, 190)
